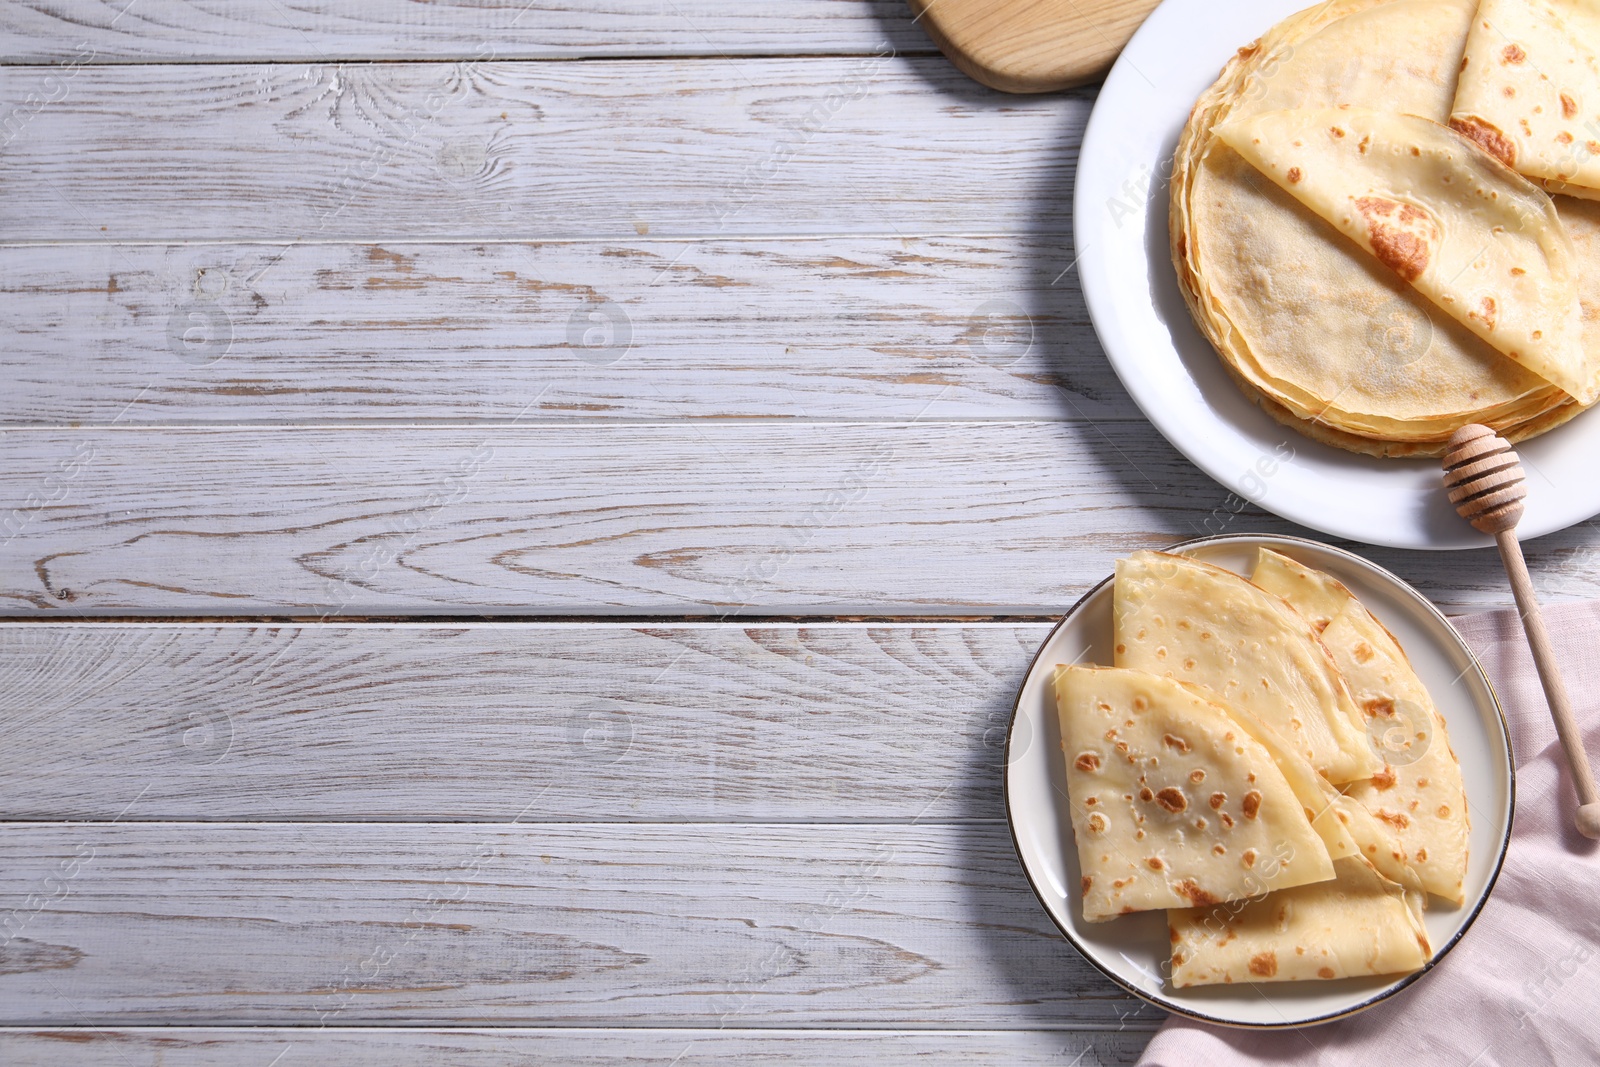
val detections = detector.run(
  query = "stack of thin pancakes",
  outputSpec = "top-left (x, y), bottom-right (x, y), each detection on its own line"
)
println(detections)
top-left (1172, 0), bottom-right (1600, 457)
top-left (1056, 549), bottom-right (1469, 987)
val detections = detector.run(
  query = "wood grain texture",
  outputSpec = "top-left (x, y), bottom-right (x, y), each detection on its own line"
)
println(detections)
top-left (0, 238), bottom-right (1119, 425)
top-left (0, 1027), bottom-right (1156, 1066)
top-left (0, 823), bottom-right (1161, 1028)
top-left (0, 58), bottom-right (1083, 243)
top-left (8, 421), bottom-right (1195, 617)
top-left (0, 1), bottom-right (933, 63)
top-left (1, 623), bottom-right (1046, 822)
top-left (2, 423), bottom-right (1597, 617)
top-left (909, 0), bottom-right (1162, 92)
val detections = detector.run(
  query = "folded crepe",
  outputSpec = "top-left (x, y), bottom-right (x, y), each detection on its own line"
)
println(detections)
top-left (1253, 549), bottom-right (1471, 904)
top-left (1247, 546), bottom-right (1354, 633)
top-left (1452, 0), bottom-right (1600, 202)
top-left (1217, 107), bottom-right (1596, 405)
top-left (1055, 665), bottom-right (1335, 922)
top-left (1327, 787), bottom-right (1427, 895)
top-left (1178, 668), bottom-right (1426, 895)
top-left (1114, 551), bottom-right (1379, 784)
top-left (1168, 855), bottom-right (1430, 987)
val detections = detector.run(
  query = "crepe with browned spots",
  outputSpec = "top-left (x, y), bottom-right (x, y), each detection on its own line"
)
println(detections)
top-left (1054, 665), bottom-right (1335, 922)
top-left (1218, 107), bottom-right (1594, 404)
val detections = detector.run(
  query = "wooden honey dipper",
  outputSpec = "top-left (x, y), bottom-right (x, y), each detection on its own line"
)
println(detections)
top-left (1443, 424), bottom-right (1600, 839)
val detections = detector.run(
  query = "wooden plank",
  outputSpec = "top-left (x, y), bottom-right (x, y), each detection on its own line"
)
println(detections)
top-left (0, 1028), bottom-right (1156, 1065)
top-left (0, 2), bottom-right (933, 64)
top-left (0, 58), bottom-right (1083, 242)
top-left (1, 623), bottom-right (1046, 822)
top-left (1, 423), bottom-right (1596, 617)
top-left (0, 823), bottom-right (1160, 1028)
top-left (0, 238), bottom-right (1122, 426)
top-left (0, 420), bottom-right (1273, 616)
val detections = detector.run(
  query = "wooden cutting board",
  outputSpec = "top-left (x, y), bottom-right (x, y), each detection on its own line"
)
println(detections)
top-left (908, 0), bottom-right (1163, 93)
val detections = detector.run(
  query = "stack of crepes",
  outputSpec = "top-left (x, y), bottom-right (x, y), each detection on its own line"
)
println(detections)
top-left (1055, 549), bottom-right (1469, 987)
top-left (1171, 0), bottom-right (1600, 457)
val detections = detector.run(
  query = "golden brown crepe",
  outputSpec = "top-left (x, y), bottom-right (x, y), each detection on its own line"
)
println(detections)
top-left (1194, 676), bottom-right (1423, 891)
top-left (1452, 0), bottom-right (1600, 201)
top-left (1169, 855), bottom-right (1430, 987)
top-left (1114, 551), bottom-right (1379, 784)
top-left (1218, 107), bottom-right (1594, 404)
top-left (1056, 665), bottom-right (1336, 922)
top-left (1252, 549), bottom-right (1470, 904)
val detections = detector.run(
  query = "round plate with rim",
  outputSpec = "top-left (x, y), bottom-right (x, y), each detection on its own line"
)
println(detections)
top-left (1072, 0), bottom-right (1600, 551)
top-left (1004, 534), bottom-right (1513, 1028)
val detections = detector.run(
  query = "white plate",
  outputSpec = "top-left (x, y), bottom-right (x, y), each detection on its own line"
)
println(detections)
top-left (1073, 0), bottom-right (1600, 550)
top-left (1004, 534), bottom-right (1513, 1028)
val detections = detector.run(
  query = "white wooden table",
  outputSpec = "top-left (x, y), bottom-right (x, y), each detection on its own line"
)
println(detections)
top-left (2, 3), bottom-right (1597, 1063)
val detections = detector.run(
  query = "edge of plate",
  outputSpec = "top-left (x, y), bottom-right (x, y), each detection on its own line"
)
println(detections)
top-left (1002, 532), bottom-right (1516, 1029)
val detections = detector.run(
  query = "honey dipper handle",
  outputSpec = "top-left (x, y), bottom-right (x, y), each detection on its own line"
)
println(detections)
top-left (1495, 529), bottom-right (1600, 838)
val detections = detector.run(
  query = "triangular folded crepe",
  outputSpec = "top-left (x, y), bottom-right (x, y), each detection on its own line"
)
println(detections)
top-left (1328, 789), bottom-right (1427, 895)
top-left (1168, 856), bottom-right (1431, 987)
top-left (1248, 547), bottom-right (1355, 633)
top-left (1055, 666), bottom-right (1335, 923)
top-left (1217, 107), bottom-right (1598, 405)
top-left (1203, 676), bottom-right (1425, 895)
top-left (1253, 549), bottom-right (1471, 904)
top-left (1114, 552), bottom-right (1379, 784)
top-left (1452, 0), bottom-right (1600, 201)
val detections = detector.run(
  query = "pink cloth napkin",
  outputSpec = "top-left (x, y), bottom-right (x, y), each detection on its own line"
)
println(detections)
top-left (1139, 599), bottom-right (1600, 1067)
